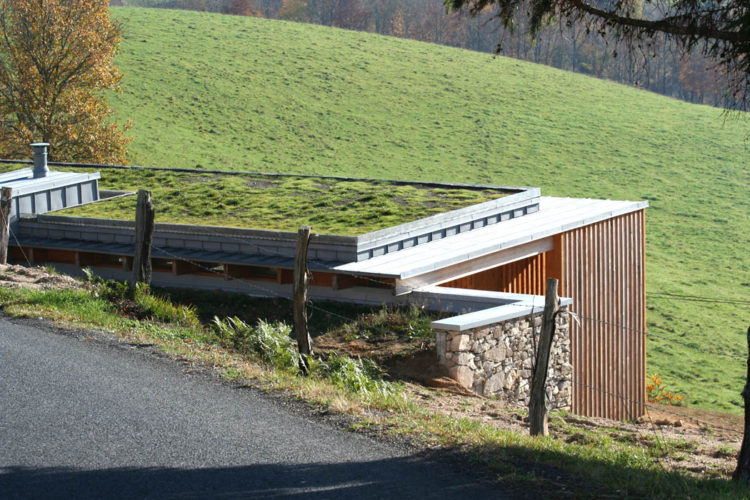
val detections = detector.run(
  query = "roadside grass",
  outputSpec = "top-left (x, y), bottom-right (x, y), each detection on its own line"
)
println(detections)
top-left (0, 279), bottom-right (746, 498)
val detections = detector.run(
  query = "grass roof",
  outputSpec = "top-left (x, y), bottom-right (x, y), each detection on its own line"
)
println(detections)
top-left (49, 167), bottom-right (506, 235)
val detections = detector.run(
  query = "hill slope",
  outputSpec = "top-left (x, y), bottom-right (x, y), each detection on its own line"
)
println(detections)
top-left (107, 7), bottom-right (749, 412)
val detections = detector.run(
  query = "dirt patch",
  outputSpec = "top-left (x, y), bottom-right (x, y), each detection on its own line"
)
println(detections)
top-left (245, 178), bottom-right (279, 189)
top-left (0, 264), bottom-right (86, 291)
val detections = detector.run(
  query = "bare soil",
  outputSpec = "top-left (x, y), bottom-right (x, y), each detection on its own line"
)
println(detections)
top-left (0, 264), bottom-right (86, 291)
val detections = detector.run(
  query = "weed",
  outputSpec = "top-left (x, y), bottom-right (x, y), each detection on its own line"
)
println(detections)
top-left (133, 284), bottom-right (200, 328)
top-left (315, 353), bottom-right (398, 399)
top-left (85, 272), bottom-right (199, 329)
top-left (647, 374), bottom-right (685, 406)
top-left (212, 317), bottom-right (299, 371)
top-left (222, 367), bottom-right (242, 380)
top-left (338, 305), bottom-right (434, 341)
top-left (714, 445), bottom-right (737, 459)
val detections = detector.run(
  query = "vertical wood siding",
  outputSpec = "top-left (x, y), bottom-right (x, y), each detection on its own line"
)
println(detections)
top-left (562, 210), bottom-right (646, 420)
top-left (441, 253), bottom-right (548, 295)
top-left (438, 210), bottom-right (646, 420)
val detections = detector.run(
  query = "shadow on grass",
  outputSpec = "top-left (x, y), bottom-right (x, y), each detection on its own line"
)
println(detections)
top-left (157, 287), bottom-right (441, 339)
top-left (456, 440), bottom-right (746, 499)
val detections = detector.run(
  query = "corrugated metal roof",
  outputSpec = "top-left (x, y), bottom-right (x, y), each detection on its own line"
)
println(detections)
top-left (333, 197), bottom-right (648, 279)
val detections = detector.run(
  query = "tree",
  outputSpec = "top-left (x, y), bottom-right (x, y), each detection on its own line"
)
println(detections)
top-left (445, 0), bottom-right (750, 110)
top-left (0, 0), bottom-right (131, 162)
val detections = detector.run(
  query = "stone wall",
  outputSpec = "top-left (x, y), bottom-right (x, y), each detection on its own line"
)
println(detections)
top-left (436, 307), bottom-right (571, 409)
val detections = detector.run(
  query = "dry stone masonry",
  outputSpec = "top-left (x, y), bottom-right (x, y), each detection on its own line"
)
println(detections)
top-left (436, 307), bottom-right (571, 409)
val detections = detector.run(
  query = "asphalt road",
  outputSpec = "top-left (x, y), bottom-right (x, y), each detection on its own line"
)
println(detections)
top-left (0, 316), bottom-right (506, 499)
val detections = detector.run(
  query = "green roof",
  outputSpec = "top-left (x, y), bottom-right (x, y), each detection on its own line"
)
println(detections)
top-left (53, 167), bottom-right (508, 236)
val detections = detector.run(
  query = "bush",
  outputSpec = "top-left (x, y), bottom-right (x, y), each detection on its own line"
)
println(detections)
top-left (133, 283), bottom-right (200, 328)
top-left (316, 353), bottom-right (396, 398)
top-left (341, 305), bottom-right (433, 341)
top-left (212, 316), bottom-right (299, 370)
top-left (647, 374), bottom-right (685, 406)
top-left (84, 268), bottom-right (129, 301)
top-left (83, 270), bottom-right (199, 328)
top-left (212, 316), bottom-right (398, 398)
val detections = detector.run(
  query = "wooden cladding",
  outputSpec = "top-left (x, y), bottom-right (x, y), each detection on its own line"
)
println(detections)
top-left (562, 210), bottom-right (646, 420)
top-left (439, 211), bottom-right (647, 420)
top-left (441, 253), bottom-right (549, 295)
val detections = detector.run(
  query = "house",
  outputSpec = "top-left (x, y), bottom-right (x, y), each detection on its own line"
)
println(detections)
top-left (1, 144), bottom-right (647, 420)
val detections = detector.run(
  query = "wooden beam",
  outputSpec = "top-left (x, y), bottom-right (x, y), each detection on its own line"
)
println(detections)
top-left (0, 187), bottom-right (11, 265)
top-left (121, 256), bottom-right (132, 271)
top-left (131, 190), bottom-right (155, 293)
top-left (294, 226), bottom-right (313, 375)
top-left (173, 259), bottom-right (199, 276)
top-left (546, 234), bottom-right (564, 293)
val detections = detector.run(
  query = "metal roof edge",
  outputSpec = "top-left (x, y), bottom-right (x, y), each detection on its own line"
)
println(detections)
top-left (398, 197), bottom-right (648, 279)
top-left (355, 187), bottom-right (541, 246)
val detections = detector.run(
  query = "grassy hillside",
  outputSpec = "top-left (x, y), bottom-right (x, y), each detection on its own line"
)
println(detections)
top-left (100, 7), bottom-right (748, 412)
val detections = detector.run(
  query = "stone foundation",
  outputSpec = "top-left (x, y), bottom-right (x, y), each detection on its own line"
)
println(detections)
top-left (436, 307), bottom-right (571, 409)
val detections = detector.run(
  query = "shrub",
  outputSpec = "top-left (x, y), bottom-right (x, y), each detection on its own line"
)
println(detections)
top-left (83, 270), bottom-right (199, 328)
top-left (84, 268), bottom-right (129, 301)
top-left (133, 283), bottom-right (200, 328)
top-left (316, 353), bottom-right (396, 398)
top-left (212, 316), bottom-right (299, 370)
top-left (341, 305), bottom-right (433, 341)
top-left (647, 374), bottom-right (685, 406)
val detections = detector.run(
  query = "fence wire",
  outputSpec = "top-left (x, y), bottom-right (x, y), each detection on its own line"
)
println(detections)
top-left (6, 224), bottom-right (746, 442)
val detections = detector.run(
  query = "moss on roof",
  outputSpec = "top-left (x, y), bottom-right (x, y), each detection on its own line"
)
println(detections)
top-left (50, 167), bottom-right (507, 236)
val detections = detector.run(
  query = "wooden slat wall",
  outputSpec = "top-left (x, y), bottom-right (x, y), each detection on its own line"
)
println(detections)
top-left (441, 253), bottom-right (548, 295)
top-left (562, 210), bottom-right (646, 420)
top-left (439, 211), bottom-right (646, 420)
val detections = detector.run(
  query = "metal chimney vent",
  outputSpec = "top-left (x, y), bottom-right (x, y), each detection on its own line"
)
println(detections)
top-left (31, 142), bottom-right (49, 178)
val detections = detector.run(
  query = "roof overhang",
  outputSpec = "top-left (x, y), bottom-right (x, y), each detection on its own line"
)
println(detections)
top-left (334, 196), bottom-right (648, 286)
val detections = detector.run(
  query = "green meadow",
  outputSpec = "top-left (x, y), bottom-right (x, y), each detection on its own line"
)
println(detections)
top-left (25, 7), bottom-right (750, 411)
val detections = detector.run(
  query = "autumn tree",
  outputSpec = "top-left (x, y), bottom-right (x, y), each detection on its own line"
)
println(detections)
top-left (0, 0), bottom-right (131, 162)
top-left (446, 0), bottom-right (750, 110)
top-left (223, 0), bottom-right (264, 16)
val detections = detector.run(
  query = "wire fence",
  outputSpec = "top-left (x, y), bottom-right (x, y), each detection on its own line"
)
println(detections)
top-left (140, 241), bottom-right (746, 439)
top-left (5, 220), bottom-right (746, 443)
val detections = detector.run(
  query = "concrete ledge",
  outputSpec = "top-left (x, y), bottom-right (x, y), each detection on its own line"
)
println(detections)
top-left (427, 286), bottom-right (573, 331)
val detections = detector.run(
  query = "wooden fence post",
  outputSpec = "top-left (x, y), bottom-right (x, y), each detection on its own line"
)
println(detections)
top-left (733, 326), bottom-right (750, 483)
top-left (130, 190), bottom-right (155, 294)
top-left (294, 226), bottom-right (313, 375)
top-left (529, 278), bottom-right (559, 436)
top-left (0, 187), bottom-right (11, 265)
